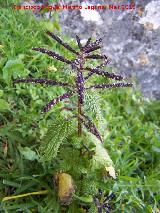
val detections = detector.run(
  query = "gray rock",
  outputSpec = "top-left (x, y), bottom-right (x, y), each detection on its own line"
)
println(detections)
top-left (59, 0), bottom-right (160, 100)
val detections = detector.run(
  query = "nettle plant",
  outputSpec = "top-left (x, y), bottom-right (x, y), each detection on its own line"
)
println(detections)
top-left (14, 32), bottom-right (132, 211)
top-left (14, 31), bottom-right (132, 141)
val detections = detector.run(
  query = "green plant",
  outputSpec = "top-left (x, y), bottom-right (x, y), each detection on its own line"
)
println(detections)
top-left (14, 31), bottom-right (132, 140)
top-left (0, 9), bottom-right (160, 212)
top-left (12, 31), bottom-right (133, 212)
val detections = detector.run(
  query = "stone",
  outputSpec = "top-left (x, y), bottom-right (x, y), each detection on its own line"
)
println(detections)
top-left (59, 0), bottom-right (160, 100)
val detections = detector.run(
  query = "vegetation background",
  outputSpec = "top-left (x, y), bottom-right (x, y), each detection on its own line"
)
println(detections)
top-left (0, 0), bottom-right (160, 212)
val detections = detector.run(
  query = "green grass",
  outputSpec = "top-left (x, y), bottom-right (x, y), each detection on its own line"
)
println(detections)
top-left (0, 6), bottom-right (160, 213)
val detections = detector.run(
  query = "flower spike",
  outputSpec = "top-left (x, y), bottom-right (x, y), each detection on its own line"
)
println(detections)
top-left (76, 69), bottom-right (85, 104)
top-left (85, 54), bottom-right (108, 60)
top-left (84, 37), bottom-right (92, 48)
top-left (75, 35), bottom-right (82, 49)
top-left (78, 114), bottom-right (103, 143)
top-left (14, 32), bottom-right (133, 141)
top-left (85, 57), bottom-right (111, 80)
top-left (13, 78), bottom-right (74, 88)
top-left (46, 31), bottom-right (79, 55)
top-left (84, 45), bottom-right (101, 54)
top-left (85, 67), bottom-right (124, 81)
top-left (32, 48), bottom-right (71, 65)
top-left (87, 82), bottom-right (133, 90)
top-left (42, 91), bottom-right (75, 113)
top-left (83, 38), bottom-right (102, 53)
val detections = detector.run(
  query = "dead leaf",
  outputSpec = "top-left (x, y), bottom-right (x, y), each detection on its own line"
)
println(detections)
top-left (105, 166), bottom-right (116, 179)
top-left (55, 172), bottom-right (75, 205)
top-left (89, 134), bottom-right (116, 179)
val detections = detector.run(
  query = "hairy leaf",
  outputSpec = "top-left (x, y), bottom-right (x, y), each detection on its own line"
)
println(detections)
top-left (90, 135), bottom-right (116, 179)
top-left (39, 118), bottom-right (72, 161)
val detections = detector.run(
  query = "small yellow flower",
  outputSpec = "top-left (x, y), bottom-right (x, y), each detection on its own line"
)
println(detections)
top-left (48, 65), bottom-right (57, 71)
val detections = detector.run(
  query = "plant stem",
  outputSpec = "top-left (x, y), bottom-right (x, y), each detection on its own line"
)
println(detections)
top-left (77, 54), bottom-right (84, 137)
top-left (78, 98), bottom-right (82, 137)
top-left (2, 190), bottom-right (48, 202)
top-left (77, 54), bottom-right (84, 195)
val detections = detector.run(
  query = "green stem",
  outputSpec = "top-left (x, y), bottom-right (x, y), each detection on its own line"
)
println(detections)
top-left (2, 190), bottom-right (48, 202)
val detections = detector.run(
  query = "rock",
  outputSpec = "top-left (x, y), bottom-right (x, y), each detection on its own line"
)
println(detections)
top-left (59, 0), bottom-right (160, 100)
top-left (139, 1), bottom-right (160, 30)
top-left (80, 1), bottom-right (103, 24)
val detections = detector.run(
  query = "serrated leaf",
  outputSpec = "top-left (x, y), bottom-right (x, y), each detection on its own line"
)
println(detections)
top-left (40, 117), bottom-right (73, 161)
top-left (89, 134), bottom-right (116, 179)
top-left (84, 91), bottom-right (103, 121)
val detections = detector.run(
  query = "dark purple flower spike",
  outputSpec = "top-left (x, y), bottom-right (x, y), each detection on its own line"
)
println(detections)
top-left (93, 190), bottom-right (115, 213)
top-left (96, 58), bottom-right (111, 70)
top-left (13, 78), bottom-right (73, 88)
top-left (32, 48), bottom-right (71, 65)
top-left (46, 31), bottom-right (79, 55)
top-left (76, 69), bottom-right (84, 105)
top-left (14, 31), bottom-right (132, 141)
top-left (84, 67), bottom-right (123, 81)
top-left (87, 82), bottom-right (133, 90)
top-left (76, 35), bottom-right (83, 50)
top-left (84, 37), bottom-right (92, 48)
top-left (83, 38), bottom-right (102, 53)
top-left (85, 54), bottom-right (108, 60)
top-left (77, 114), bottom-right (103, 143)
top-left (42, 91), bottom-right (75, 113)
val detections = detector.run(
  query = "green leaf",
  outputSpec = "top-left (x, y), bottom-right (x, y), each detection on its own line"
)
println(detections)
top-left (0, 90), bottom-right (4, 97)
top-left (40, 20), bottom-right (54, 32)
top-left (89, 134), bottom-right (116, 179)
top-left (84, 91), bottom-right (103, 121)
top-left (152, 146), bottom-right (160, 153)
top-left (0, 99), bottom-right (10, 110)
top-left (40, 117), bottom-right (73, 161)
top-left (3, 179), bottom-right (21, 188)
top-left (74, 195), bottom-right (93, 203)
top-left (53, 21), bottom-right (61, 31)
top-left (18, 146), bottom-right (39, 161)
top-left (119, 176), bottom-right (139, 182)
top-left (2, 59), bottom-right (29, 85)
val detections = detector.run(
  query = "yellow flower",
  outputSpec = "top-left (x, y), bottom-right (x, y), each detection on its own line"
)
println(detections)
top-left (47, 65), bottom-right (57, 71)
